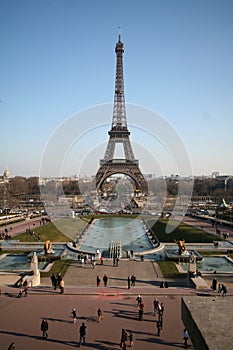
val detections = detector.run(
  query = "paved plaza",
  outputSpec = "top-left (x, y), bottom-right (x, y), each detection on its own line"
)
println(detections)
top-left (0, 260), bottom-right (197, 350)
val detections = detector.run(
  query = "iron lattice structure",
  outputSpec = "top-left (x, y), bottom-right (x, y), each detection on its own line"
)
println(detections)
top-left (96, 33), bottom-right (148, 194)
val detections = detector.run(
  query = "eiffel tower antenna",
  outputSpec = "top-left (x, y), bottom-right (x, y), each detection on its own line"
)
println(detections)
top-left (118, 26), bottom-right (121, 41)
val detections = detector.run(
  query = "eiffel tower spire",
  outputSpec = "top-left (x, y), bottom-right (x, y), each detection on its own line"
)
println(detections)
top-left (101, 30), bottom-right (136, 163)
top-left (112, 27), bottom-right (127, 129)
top-left (96, 31), bottom-right (147, 194)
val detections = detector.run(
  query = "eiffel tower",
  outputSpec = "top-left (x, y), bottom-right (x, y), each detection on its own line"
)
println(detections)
top-left (96, 31), bottom-right (148, 195)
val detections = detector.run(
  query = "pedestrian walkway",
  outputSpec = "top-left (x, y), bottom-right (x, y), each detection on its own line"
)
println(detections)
top-left (1, 259), bottom-right (226, 297)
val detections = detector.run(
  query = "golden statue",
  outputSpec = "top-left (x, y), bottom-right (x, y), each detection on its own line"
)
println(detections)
top-left (174, 239), bottom-right (186, 255)
top-left (44, 240), bottom-right (54, 254)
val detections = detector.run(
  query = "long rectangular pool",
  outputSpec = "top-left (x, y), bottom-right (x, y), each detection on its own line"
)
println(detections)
top-left (80, 217), bottom-right (153, 254)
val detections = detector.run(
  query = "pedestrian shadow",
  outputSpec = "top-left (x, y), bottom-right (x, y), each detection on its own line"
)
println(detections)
top-left (29, 286), bottom-right (60, 294)
top-left (105, 308), bottom-right (155, 322)
top-left (4, 292), bottom-right (19, 298)
top-left (104, 308), bottom-right (137, 321)
top-left (41, 316), bottom-right (71, 324)
top-left (140, 336), bottom-right (192, 348)
top-left (0, 330), bottom-right (77, 347)
top-left (110, 301), bottom-right (134, 307)
top-left (81, 340), bottom-right (119, 350)
top-left (78, 315), bottom-right (99, 323)
top-left (108, 276), bottom-right (159, 287)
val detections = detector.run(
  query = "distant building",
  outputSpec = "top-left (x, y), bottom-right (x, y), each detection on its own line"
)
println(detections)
top-left (212, 171), bottom-right (219, 178)
top-left (0, 166), bottom-right (10, 184)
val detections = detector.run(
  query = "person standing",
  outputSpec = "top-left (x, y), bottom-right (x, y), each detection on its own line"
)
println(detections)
top-left (103, 274), bottom-right (108, 287)
top-left (127, 276), bottom-right (131, 289)
top-left (100, 256), bottom-right (104, 265)
top-left (131, 274), bottom-right (136, 287)
top-left (212, 278), bottom-right (217, 291)
top-left (97, 275), bottom-right (101, 287)
top-left (57, 273), bottom-right (62, 287)
top-left (60, 279), bottom-right (65, 294)
top-left (51, 273), bottom-right (57, 290)
top-left (8, 343), bottom-right (16, 350)
top-left (79, 322), bottom-right (87, 346)
top-left (183, 328), bottom-right (189, 349)
top-left (41, 319), bottom-right (48, 339)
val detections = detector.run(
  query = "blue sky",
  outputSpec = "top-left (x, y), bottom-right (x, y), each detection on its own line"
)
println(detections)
top-left (1, 0), bottom-right (233, 177)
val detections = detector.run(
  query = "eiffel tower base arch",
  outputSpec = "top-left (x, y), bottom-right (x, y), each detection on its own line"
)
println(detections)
top-left (96, 160), bottom-right (148, 194)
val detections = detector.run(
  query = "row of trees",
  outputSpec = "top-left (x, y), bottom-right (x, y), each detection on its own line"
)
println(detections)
top-left (166, 178), bottom-right (233, 199)
top-left (1, 176), bottom-right (233, 209)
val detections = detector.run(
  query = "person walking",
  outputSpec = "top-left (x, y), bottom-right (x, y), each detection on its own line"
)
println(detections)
top-left (97, 308), bottom-right (103, 322)
top-left (138, 308), bottom-right (143, 321)
top-left (8, 343), bottom-right (16, 350)
top-left (183, 328), bottom-right (189, 349)
top-left (41, 319), bottom-right (48, 339)
top-left (120, 329), bottom-right (128, 350)
top-left (103, 274), bottom-right (108, 287)
top-left (92, 259), bottom-right (96, 269)
top-left (71, 308), bottom-right (77, 323)
top-left (136, 294), bottom-right (142, 306)
top-left (157, 320), bottom-right (162, 336)
top-left (129, 331), bottom-right (134, 348)
top-left (158, 302), bottom-right (164, 323)
top-left (79, 322), bottom-right (87, 346)
top-left (221, 284), bottom-right (228, 296)
top-left (153, 298), bottom-right (159, 316)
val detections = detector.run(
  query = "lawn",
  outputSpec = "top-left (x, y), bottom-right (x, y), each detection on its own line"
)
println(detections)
top-left (148, 219), bottom-right (223, 243)
top-left (13, 217), bottom-right (88, 243)
top-left (157, 261), bottom-right (186, 279)
top-left (14, 222), bottom-right (71, 242)
top-left (41, 259), bottom-right (71, 278)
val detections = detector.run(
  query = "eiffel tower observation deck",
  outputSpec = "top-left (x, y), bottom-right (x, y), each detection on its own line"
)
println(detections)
top-left (96, 30), bottom-right (148, 196)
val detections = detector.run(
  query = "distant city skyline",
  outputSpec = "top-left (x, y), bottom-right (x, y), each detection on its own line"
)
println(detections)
top-left (1, 0), bottom-right (233, 177)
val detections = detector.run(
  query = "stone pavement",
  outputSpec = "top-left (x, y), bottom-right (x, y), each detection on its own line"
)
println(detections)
top-left (1, 259), bottom-right (232, 350)
top-left (0, 259), bottom-right (197, 350)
